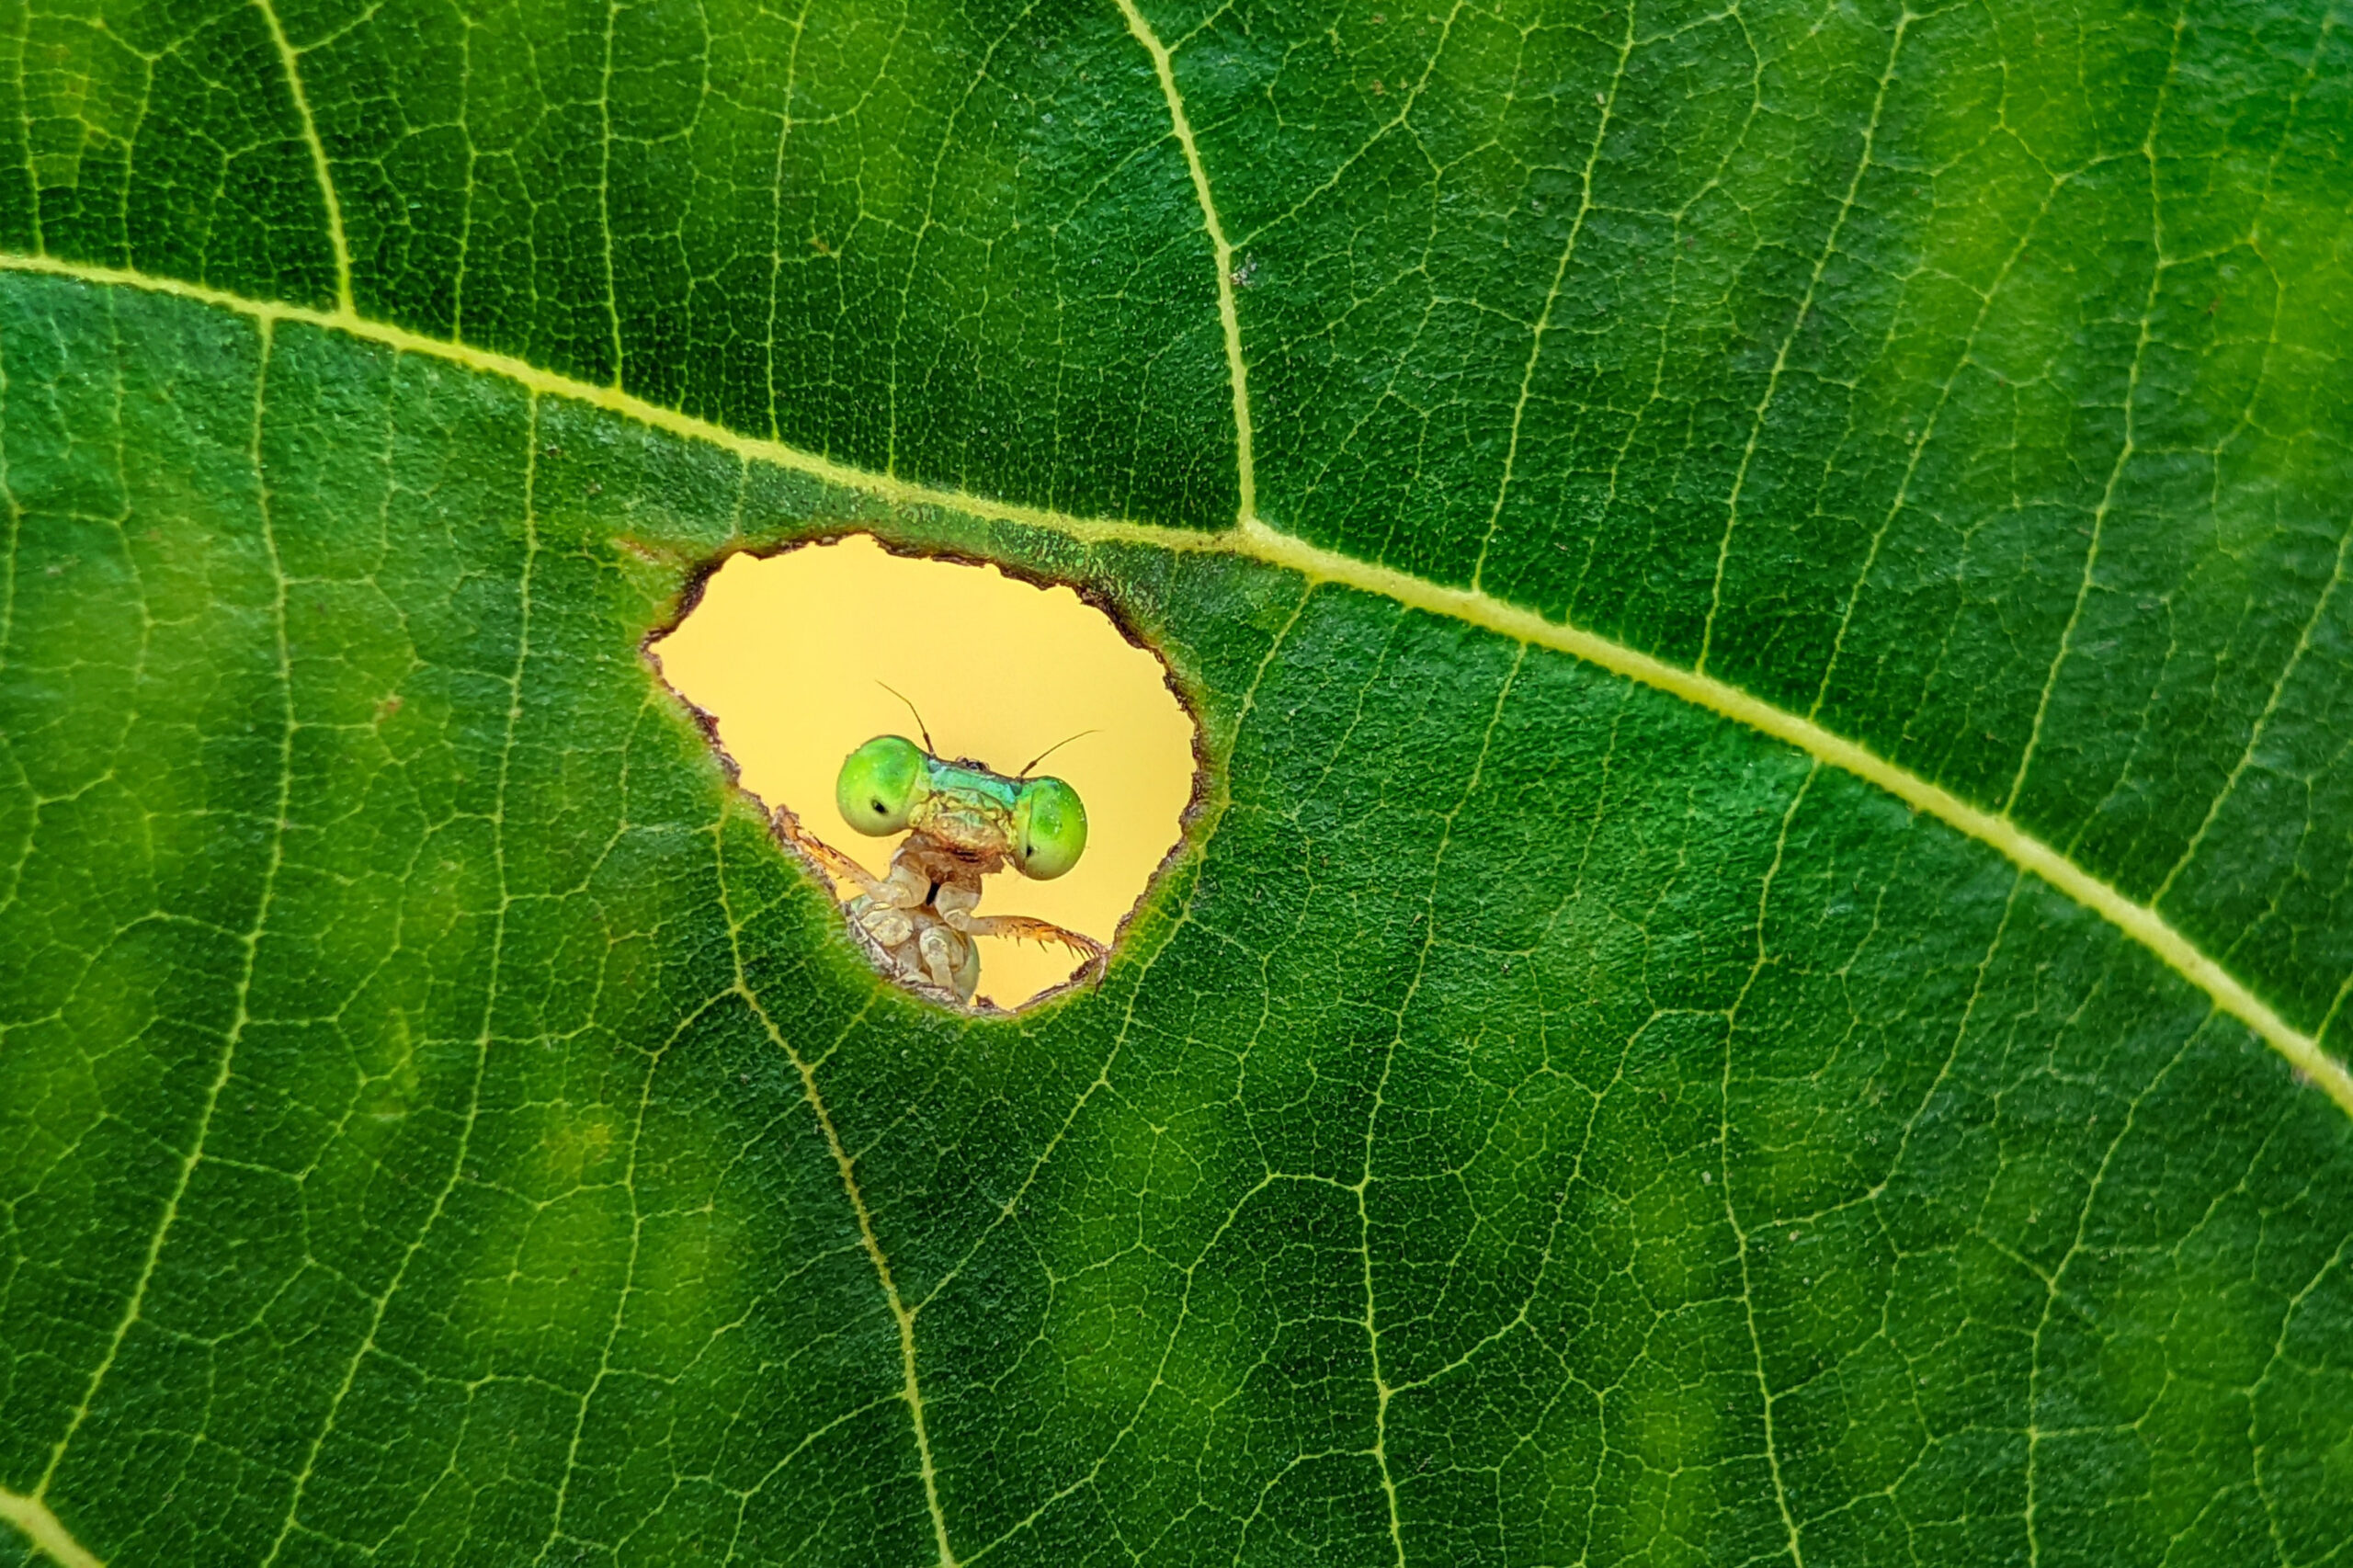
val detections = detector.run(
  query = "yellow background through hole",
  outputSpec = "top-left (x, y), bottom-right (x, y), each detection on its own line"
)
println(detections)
top-left (652, 535), bottom-right (1199, 1007)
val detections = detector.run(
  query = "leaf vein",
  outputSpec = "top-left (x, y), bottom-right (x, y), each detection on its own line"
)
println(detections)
top-left (33, 317), bottom-right (295, 1506)
top-left (251, 0), bottom-right (352, 312)
top-left (260, 391), bottom-right (546, 1565)
top-left (2004, 2), bottom-right (2187, 817)
top-left (1111, 0), bottom-right (1254, 526)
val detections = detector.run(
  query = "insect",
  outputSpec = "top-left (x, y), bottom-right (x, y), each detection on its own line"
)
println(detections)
top-left (781, 726), bottom-right (1108, 1006)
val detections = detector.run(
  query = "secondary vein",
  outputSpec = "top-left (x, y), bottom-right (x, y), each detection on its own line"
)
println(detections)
top-left (252, 0), bottom-right (354, 314)
top-left (32, 318), bottom-right (298, 1502)
top-left (1111, 0), bottom-right (1256, 528)
top-left (742, 984), bottom-right (961, 1568)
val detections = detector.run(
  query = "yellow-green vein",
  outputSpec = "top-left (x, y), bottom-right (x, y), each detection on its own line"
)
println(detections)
top-left (0, 249), bottom-right (2342, 1131)
top-left (1110, 0), bottom-right (1256, 527)
top-left (1240, 518), bottom-right (2353, 1120)
top-left (0, 1489), bottom-right (103, 1567)
top-left (252, 0), bottom-right (354, 313)
top-left (739, 985), bottom-right (960, 1568)
top-left (30, 318), bottom-right (297, 1501)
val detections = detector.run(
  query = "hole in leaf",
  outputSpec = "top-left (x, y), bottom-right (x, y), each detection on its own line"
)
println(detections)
top-left (652, 534), bottom-right (1199, 1009)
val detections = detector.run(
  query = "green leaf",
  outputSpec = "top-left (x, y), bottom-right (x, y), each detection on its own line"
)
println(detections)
top-left (4, 1), bottom-right (2352, 1564)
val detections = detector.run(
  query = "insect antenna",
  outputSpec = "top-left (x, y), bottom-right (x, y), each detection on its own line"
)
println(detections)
top-left (1017, 729), bottom-right (1099, 779)
top-left (877, 681), bottom-right (938, 754)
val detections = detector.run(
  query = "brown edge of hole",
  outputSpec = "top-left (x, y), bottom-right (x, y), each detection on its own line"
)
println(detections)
top-left (636, 525), bottom-right (1217, 1017)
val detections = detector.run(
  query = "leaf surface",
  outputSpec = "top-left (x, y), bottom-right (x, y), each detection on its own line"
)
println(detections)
top-left (3, 2), bottom-right (2352, 1564)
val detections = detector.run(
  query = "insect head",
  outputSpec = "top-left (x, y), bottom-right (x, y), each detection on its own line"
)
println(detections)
top-left (834, 734), bottom-right (1088, 879)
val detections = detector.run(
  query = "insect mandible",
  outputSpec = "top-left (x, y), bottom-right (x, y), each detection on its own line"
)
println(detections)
top-left (780, 725), bottom-right (1108, 1006)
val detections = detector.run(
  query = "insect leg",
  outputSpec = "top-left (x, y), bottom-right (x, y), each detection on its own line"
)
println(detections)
top-left (932, 883), bottom-right (1108, 979)
top-left (778, 811), bottom-right (888, 898)
top-left (955, 914), bottom-right (1108, 969)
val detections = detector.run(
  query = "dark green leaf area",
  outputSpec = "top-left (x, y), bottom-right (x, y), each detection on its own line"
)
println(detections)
top-left (0, 0), bottom-right (337, 302)
top-left (4, 276), bottom-right (2349, 1565)
top-left (204, 0), bottom-right (1234, 528)
top-left (1156, 0), bottom-right (2353, 1035)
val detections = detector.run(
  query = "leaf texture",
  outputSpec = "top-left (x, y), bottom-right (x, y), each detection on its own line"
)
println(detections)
top-left (2, 1), bottom-right (2351, 1564)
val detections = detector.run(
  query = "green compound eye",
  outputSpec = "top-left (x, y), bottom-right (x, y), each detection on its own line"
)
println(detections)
top-left (835, 734), bottom-right (928, 835)
top-left (1010, 776), bottom-right (1087, 880)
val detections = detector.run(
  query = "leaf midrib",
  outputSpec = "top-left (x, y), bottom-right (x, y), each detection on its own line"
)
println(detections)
top-left (0, 246), bottom-right (2336, 1125)
top-left (0, 1491), bottom-right (100, 1568)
